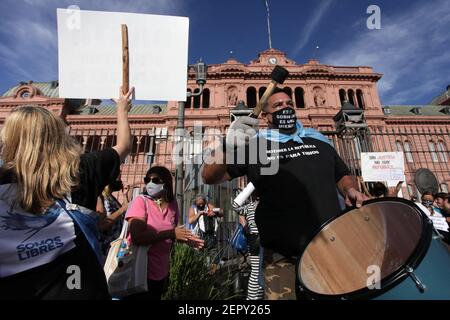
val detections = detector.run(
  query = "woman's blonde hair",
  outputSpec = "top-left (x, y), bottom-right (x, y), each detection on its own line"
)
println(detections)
top-left (1, 106), bottom-right (82, 214)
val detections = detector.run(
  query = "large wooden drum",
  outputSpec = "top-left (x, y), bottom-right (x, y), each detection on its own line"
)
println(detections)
top-left (296, 198), bottom-right (450, 299)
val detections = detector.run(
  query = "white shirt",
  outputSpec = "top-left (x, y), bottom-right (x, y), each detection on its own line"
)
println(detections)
top-left (0, 184), bottom-right (76, 277)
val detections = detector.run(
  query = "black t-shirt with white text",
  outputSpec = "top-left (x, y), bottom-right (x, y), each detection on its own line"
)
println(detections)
top-left (227, 137), bottom-right (349, 257)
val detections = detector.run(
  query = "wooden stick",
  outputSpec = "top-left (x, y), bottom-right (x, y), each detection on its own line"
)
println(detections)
top-left (121, 24), bottom-right (129, 95)
top-left (251, 80), bottom-right (276, 118)
top-left (250, 65), bottom-right (289, 118)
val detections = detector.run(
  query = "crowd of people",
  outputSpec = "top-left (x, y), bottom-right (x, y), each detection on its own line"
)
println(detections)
top-left (0, 87), bottom-right (203, 300)
top-left (360, 179), bottom-right (450, 244)
top-left (0, 86), bottom-right (448, 300)
top-left (419, 191), bottom-right (450, 244)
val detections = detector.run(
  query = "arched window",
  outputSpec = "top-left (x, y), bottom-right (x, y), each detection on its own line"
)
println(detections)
top-left (356, 89), bottom-right (365, 109)
top-left (437, 140), bottom-right (448, 162)
top-left (246, 87), bottom-right (257, 109)
top-left (193, 88), bottom-right (200, 109)
top-left (396, 140), bottom-right (413, 163)
top-left (258, 87), bottom-right (267, 100)
top-left (440, 183), bottom-right (448, 193)
top-left (186, 89), bottom-right (192, 108)
top-left (295, 87), bottom-right (305, 108)
top-left (348, 89), bottom-right (355, 106)
top-left (339, 89), bottom-right (346, 106)
top-left (428, 141), bottom-right (438, 162)
top-left (202, 88), bottom-right (210, 108)
top-left (283, 87), bottom-right (293, 99)
top-left (395, 140), bottom-right (403, 152)
top-left (403, 141), bottom-right (414, 163)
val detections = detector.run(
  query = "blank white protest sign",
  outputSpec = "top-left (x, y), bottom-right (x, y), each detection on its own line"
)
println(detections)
top-left (57, 9), bottom-right (189, 101)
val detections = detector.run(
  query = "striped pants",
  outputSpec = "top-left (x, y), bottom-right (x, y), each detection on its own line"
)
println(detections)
top-left (246, 234), bottom-right (264, 300)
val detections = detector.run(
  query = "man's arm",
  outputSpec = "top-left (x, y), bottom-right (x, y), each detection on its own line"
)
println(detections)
top-left (337, 175), bottom-right (368, 208)
top-left (202, 146), bottom-right (232, 184)
top-left (188, 206), bottom-right (203, 225)
top-left (202, 116), bottom-right (258, 184)
top-left (208, 203), bottom-right (224, 217)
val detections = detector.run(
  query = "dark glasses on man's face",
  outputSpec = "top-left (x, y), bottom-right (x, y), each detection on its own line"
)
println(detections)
top-left (144, 176), bottom-right (163, 184)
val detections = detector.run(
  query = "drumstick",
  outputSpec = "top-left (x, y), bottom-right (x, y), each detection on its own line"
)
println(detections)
top-left (250, 65), bottom-right (289, 118)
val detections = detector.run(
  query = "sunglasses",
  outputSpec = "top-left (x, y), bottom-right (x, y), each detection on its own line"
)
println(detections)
top-left (144, 176), bottom-right (163, 184)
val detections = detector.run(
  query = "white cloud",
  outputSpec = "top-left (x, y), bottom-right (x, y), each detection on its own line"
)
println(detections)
top-left (0, 0), bottom-right (183, 88)
top-left (322, 0), bottom-right (450, 104)
top-left (0, 12), bottom-right (58, 82)
top-left (290, 0), bottom-right (334, 56)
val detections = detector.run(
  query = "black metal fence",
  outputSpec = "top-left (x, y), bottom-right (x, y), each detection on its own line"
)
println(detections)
top-left (323, 126), bottom-right (450, 199)
top-left (69, 124), bottom-right (450, 230)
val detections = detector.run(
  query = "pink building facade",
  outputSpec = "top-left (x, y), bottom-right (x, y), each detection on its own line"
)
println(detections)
top-left (1, 49), bottom-right (449, 206)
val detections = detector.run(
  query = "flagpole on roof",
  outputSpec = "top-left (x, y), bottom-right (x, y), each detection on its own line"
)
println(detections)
top-left (264, 0), bottom-right (273, 49)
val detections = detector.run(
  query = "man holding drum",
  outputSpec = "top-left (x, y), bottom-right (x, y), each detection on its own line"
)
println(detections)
top-left (202, 88), bottom-right (367, 300)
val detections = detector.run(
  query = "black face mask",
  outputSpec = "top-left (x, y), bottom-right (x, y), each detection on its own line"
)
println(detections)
top-left (270, 107), bottom-right (297, 133)
top-left (110, 180), bottom-right (123, 192)
top-left (422, 200), bottom-right (433, 208)
top-left (197, 204), bottom-right (205, 210)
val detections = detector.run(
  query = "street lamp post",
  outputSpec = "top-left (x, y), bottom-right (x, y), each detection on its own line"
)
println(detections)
top-left (333, 100), bottom-right (371, 179)
top-left (175, 60), bottom-right (207, 222)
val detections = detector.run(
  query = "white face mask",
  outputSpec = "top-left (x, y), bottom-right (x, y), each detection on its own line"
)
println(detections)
top-left (146, 182), bottom-right (164, 198)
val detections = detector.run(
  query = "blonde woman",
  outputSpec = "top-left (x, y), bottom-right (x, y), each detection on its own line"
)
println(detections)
top-left (0, 87), bottom-right (134, 300)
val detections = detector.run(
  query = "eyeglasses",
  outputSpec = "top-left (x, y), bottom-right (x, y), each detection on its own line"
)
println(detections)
top-left (144, 176), bottom-right (163, 184)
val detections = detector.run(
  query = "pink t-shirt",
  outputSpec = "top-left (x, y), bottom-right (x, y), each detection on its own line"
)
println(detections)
top-left (125, 195), bottom-right (179, 281)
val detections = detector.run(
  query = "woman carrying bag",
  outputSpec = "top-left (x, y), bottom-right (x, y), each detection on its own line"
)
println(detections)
top-left (0, 87), bottom-right (134, 300)
top-left (123, 166), bottom-right (204, 300)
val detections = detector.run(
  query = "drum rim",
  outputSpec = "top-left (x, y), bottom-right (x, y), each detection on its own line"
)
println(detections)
top-left (296, 197), bottom-right (433, 300)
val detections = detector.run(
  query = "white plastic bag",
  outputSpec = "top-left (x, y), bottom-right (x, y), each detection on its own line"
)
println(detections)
top-left (104, 198), bottom-right (150, 298)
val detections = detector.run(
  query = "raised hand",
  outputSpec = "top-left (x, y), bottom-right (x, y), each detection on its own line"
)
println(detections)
top-left (226, 116), bottom-right (259, 149)
top-left (112, 86), bottom-right (135, 113)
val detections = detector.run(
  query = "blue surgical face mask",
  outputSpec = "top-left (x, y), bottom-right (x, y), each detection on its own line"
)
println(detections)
top-left (146, 182), bottom-right (164, 198)
top-left (422, 200), bottom-right (433, 208)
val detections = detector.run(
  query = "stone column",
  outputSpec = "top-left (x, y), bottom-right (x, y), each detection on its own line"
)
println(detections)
top-left (82, 135), bottom-right (88, 153)
top-left (100, 136), bottom-right (106, 150)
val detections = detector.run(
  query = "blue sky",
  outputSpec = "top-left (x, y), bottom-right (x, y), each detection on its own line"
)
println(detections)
top-left (0, 0), bottom-right (449, 105)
